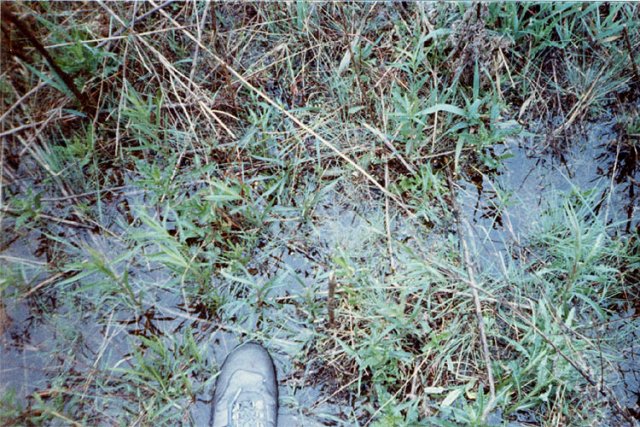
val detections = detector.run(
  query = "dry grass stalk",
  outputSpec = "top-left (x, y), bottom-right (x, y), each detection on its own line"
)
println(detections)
top-left (445, 170), bottom-right (496, 405)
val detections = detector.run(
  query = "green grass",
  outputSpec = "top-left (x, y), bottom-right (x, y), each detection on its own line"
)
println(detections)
top-left (1, 2), bottom-right (639, 426)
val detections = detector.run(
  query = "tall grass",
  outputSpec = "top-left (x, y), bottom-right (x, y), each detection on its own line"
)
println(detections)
top-left (1, 2), bottom-right (639, 425)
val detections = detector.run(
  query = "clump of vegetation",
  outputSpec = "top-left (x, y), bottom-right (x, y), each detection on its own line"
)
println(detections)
top-left (1, 2), bottom-right (639, 425)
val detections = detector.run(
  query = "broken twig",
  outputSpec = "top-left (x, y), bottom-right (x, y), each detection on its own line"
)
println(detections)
top-left (445, 169), bottom-right (496, 404)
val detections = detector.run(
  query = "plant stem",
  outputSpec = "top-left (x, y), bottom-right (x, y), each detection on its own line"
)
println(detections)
top-left (1, 3), bottom-right (95, 116)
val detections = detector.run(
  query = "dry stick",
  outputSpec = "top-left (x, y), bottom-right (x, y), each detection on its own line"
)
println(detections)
top-left (148, 0), bottom-right (412, 216)
top-left (327, 272), bottom-right (336, 328)
top-left (445, 170), bottom-right (496, 403)
top-left (1, 4), bottom-right (94, 115)
top-left (0, 131), bottom-right (4, 227)
top-left (384, 161), bottom-right (396, 273)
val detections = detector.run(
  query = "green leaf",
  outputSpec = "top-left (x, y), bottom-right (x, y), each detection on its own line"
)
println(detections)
top-left (454, 137), bottom-right (464, 174)
top-left (348, 105), bottom-right (365, 115)
top-left (441, 388), bottom-right (463, 407)
top-left (417, 103), bottom-right (467, 117)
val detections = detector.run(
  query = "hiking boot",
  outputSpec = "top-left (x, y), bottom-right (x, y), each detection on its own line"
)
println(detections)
top-left (211, 342), bottom-right (278, 427)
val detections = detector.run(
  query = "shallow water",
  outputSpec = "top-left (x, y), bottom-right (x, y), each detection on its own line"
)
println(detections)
top-left (0, 181), bottom-right (368, 424)
top-left (1, 119), bottom-right (638, 424)
top-left (459, 120), bottom-right (640, 423)
top-left (460, 119), bottom-right (638, 274)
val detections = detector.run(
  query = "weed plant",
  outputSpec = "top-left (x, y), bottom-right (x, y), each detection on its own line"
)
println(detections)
top-left (1, 2), bottom-right (639, 426)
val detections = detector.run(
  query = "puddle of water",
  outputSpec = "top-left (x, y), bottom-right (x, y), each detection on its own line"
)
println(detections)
top-left (459, 119), bottom-right (640, 422)
top-left (1, 234), bottom-right (51, 401)
top-left (460, 120), bottom-right (639, 275)
top-left (606, 310), bottom-right (640, 419)
top-left (0, 300), bottom-right (50, 399)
